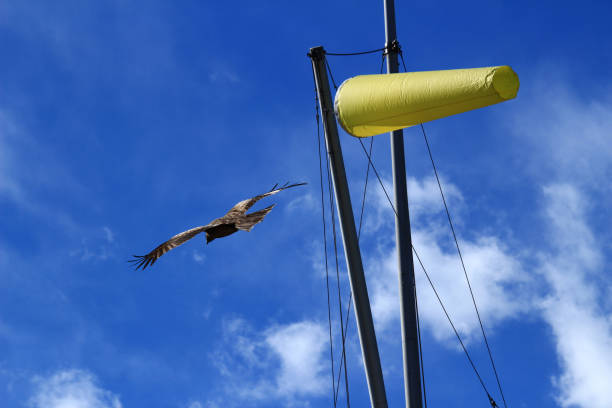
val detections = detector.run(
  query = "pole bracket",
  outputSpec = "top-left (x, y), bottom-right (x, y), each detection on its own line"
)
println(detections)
top-left (384, 39), bottom-right (401, 56)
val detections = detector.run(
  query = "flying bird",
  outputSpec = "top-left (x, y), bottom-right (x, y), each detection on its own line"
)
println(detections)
top-left (129, 182), bottom-right (306, 270)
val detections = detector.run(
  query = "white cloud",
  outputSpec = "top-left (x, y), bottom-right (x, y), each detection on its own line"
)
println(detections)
top-left (208, 62), bottom-right (241, 84)
top-left (363, 175), bottom-right (463, 240)
top-left (367, 226), bottom-right (529, 343)
top-left (29, 369), bottom-right (121, 408)
top-left (507, 77), bottom-right (612, 407)
top-left (0, 110), bottom-right (81, 233)
top-left (193, 250), bottom-right (206, 265)
top-left (69, 231), bottom-right (116, 262)
top-left (265, 321), bottom-right (328, 397)
top-left (364, 177), bottom-right (612, 407)
top-left (415, 231), bottom-right (530, 341)
top-left (363, 174), bottom-right (528, 342)
top-left (103, 227), bottom-right (114, 244)
top-left (511, 75), bottom-right (612, 190)
top-left (0, 113), bottom-right (28, 206)
top-left (210, 317), bottom-right (328, 406)
top-left (538, 184), bottom-right (612, 408)
top-left (362, 170), bottom-right (612, 408)
top-left (286, 193), bottom-right (317, 214)
top-left (407, 176), bottom-right (463, 218)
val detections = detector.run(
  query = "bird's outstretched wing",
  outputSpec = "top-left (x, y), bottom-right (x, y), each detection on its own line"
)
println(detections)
top-left (225, 182), bottom-right (307, 217)
top-left (129, 225), bottom-right (209, 270)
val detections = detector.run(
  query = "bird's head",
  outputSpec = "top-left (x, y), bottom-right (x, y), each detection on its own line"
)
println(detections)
top-left (205, 232), bottom-right (215, 244)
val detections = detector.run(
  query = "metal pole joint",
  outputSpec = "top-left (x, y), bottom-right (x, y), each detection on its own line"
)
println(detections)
top-left (384, 39), bottom-right (401, 56)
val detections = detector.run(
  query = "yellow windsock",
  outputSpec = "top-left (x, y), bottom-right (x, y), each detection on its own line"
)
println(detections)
top-left (334, 66), bottom-right (519, 138)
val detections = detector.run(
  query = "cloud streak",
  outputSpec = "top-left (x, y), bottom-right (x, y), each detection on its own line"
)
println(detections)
top-left (209, 317), bottom-right (329, 406)
top-left (29, 369), bottom-right (121, 408)
top-left (362, 175), bottom-right (529, 343)
top-left (362, 171), bottom-right (612, 408)
top-left (508, 77), bottom-right (612, 407)
top-left (538, 184), bottom-right (612, 408)
top-left (511, 71), bottom-right (612, 190)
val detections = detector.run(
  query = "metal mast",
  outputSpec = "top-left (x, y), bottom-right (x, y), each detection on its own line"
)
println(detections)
top-left (383, 1), bottom-right (424, 407)
top-left (309, 46), bottom-right (388, 408)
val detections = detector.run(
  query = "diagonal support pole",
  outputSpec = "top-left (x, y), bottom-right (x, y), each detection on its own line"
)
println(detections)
top-left (309, 46), bottom-right (388, 408)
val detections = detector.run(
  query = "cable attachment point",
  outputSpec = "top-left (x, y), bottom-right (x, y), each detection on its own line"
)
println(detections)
top-left (488, 394), bottom-right (499, 407)
top-left (384, 39), bottom-right (401, 56)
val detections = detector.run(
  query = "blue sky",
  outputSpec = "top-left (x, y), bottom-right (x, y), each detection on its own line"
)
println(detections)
top-left (1, 1), bottom-right (611, 407)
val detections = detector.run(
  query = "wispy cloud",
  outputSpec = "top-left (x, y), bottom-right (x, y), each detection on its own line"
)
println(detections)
top-left (286, 192), bottom-right (317, 214)
top-left (0, 113), bottom-right (25, 205)
top-left (209, 317), bottom-right (328, 406)
top-left (511, 71), bottom-right (612, 190)
top-left (103, 227), bottom-right (114, 244)
top-left (364, 171), bottom-right (612, 408)
top-left (0, 113), bottom-right (33, 208)
top-left (407, 176), bottom-right (464, 218)
top-left (266, 321), bottom-right (328, 397)
top-left (208, 70), bottom-right (240, 84)
top-left (193, 250), bottom-right (206, 265)
top-left (362, 175), bottom-right (463, 239)
top-left (69, 227), bottom-right (118, 262)
top-left (0, 110), bottom-right (82, 233)
top-left (369, 234), bottom-right (530, 343)
top-left (0, 111), bottom-right (122, 264)
top-left (360, 174), bottom-right (529, 342)
top-left (537, 184), bottom-right (612, 408)
top-left (29, 369), bottom-right (121, 408)
top-left (207, 59), bottom-right (241, 85)
top-left (506, 77), bottom-right (612, 407)
top-left (208, 66), bottom-right (240, 84)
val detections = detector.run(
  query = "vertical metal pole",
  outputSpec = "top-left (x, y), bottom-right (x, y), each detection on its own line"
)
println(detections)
top-left (309, 46), bottom-right (388, 408)
top-left (383, 1), bottom-right (424, 408)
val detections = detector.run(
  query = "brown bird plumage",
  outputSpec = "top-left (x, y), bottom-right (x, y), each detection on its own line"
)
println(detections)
top-left (129, 182), bottom-right (306, 270)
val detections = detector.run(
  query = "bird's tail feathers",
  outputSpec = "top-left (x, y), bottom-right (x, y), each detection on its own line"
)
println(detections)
top-left (236, 204), bottom-right (276, 231)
